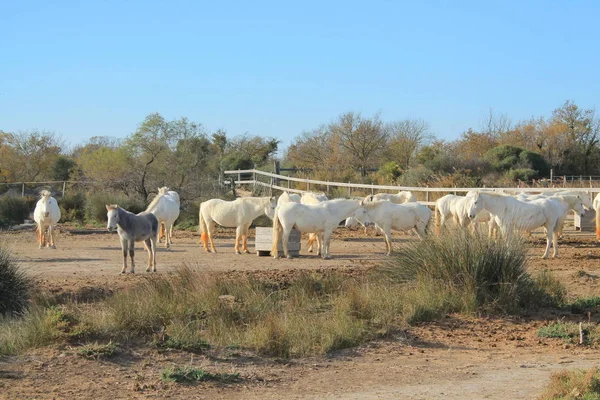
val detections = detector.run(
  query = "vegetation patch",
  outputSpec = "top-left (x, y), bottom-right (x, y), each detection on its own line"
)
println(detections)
top-left (160, 366), bottom-right (240, 384)
top-left (538, 367), bottom-right (600, 400)
top-left (0, 246), bottom-right (32, 316)
top-left (569, 297), bottom-right (600, 314)
top-left (538, 322), bottom-right (599, 345)
top-left (76, 341), bottom-right (119, 359)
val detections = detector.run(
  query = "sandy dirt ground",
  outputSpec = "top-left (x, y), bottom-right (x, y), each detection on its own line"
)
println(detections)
top-left (0, 225), bottom-right (599, 399)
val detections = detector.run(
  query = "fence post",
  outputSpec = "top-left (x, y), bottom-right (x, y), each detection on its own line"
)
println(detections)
top-left (426, 187), bottom-right (429, 203)
top-left (22, 183), bottom-right (25, 197)
top-left (62, 181), bottom-right (66, 197)
top-left (327, 181), bottom-right (330, 195)
top-left (238, 171), bottom-right (241, 184)
top-left (348, 182), bottom-right (351, 197)
top-left (253, 170), bottom-right (256, 192)
top-left (307, 179), bottom-right (310, 191)
top-left (371, 184), bottom-right (374, 195)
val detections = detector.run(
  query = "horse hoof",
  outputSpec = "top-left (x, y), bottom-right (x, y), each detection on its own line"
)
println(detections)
top-left (235, 251), bottom-right (241, 255)
top-left (286, 255), bottom-right (293, 259)
top-left (51, 245), bottom-right (56, 249)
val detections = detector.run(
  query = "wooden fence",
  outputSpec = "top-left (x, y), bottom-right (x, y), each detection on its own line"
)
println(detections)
top-left (224, 169), bottom-right (600, 206)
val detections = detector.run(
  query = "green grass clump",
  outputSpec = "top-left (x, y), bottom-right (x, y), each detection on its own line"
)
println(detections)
top-left (569, 297), bottom-right (600, 314)
top-left (0, 195), bottom-right (30, 227)
top-left (77, 341), bottom-right (119, 359)
top-left (538, 322), bottom-right (600, 345)
top-left (381, 228), bottom-right (536, 314)
top-left (0, 246), bottom-right (32, 316)
top-left (160, 366), bottom-right (240, 383)
top-left (538, 367), bottom-right (600, 400)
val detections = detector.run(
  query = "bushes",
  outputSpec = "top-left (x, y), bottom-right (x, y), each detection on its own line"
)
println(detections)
top-left (0, 246), bottom-right (32, 316)
top-left (381, 228), bottom-right (543, 314)
top-left (0, 195), bottom-right (30, 227)
top-left (84, 192), bottom-right (145, 223)
top-left (60, 192), bottom-right (86, 222)
top-left (538, 368), bottom-right (600, 400)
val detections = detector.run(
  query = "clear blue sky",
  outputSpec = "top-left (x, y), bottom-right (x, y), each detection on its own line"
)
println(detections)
top-left (1, 0), bottom-right (599, 152)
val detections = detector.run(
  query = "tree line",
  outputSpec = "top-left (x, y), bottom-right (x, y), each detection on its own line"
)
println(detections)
top-left (1, 100), bottom-right (598, 206)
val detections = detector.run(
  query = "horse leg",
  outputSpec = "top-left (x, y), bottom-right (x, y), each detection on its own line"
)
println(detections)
top-left (316, 233), bottom-right (322, 256)
top-left (163, 221), bottom-right (170, 249)
top-left (37, 224), bottom-right (43, 249)
top-left (207, 223), bottom-right (217, 253)
top-left (322, 229), bottom-right (333, 259)
top-left (384, 228), bottom-right (393, 256)
top-left (541, 226), bottom-right (552, 259)
top-left (242, 224), bottom-right (251, 254)
top-left (129, 241), bottom-right (136, 273)
top-left (120, 239), bottom-right (128, 274)
top-left (307, 234), bottom-right (315, 252)
top-left (48, 225), bottom-right (56, 249)
top-left (144, 238), bottom-right (154, 272)
top-left (282, 228), bottom-right (292, 259)
top-left (234, 225), bottom-right (244, 254)
top-left (150, 236), bottom-right (157, 272)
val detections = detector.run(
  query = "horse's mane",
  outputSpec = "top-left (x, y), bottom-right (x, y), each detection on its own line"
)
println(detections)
top-left (146, 193), bottom-right (165, 212)
top-left (40, 190), bottom-right (52, 198)
top-left (479, 191), bottom-right (510, 198)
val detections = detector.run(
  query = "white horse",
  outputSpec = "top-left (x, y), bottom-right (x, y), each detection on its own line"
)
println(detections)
top-left (516, 191), bottom-right (590, 237)
top-left (594, 194), bottom-right (600, 239)
top-left (353, 200), bottom-right (431, 255)
top-left (466, 192), bottom-right (584, 258)
top-left (272, 199), bottom-right (361, 259)
top-left (157, 186), bottom-right (180, 242)
top-left (434, 192), bottom-right (477, 233)
top-left (370, 191), bottom-right (416, 204)
top-left (300, 191), bottom-right (329, 253)
top-left (107, 205), bottom-right (158, 273)
top-left (146, 189), bottom-right (180, 248)
top-left (199, 196), bottom-right (277, 254)
top-left (33, 190), bottom-right (61, 249)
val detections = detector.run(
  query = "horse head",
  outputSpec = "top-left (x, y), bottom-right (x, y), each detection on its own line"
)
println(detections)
top-left (466, 192), bottom-right (484, 219)
top-left (106, 204), bottom-right (120, 231)
top-left (38, 190), bottom-right (55, 217)
top-left (264, 197), bottom-right (277, 219)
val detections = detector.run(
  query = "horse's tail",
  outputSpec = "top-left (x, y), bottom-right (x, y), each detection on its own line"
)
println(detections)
top-left (596, 206), bottom-right (600, 240)
top-left (199, 207), bottom-right (208, 248)
top-left (271, 209), bottom-right (281, 257)
top-left (434, 203), bottom-right (442, 235)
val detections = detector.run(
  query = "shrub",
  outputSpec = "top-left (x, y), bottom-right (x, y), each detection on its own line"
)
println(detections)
top-left (538, 367), bottom-right (600, 400)
top-left (59, 191), bottom-right (86, 222)
top-left (381, 228), bottom-right (535, 314)
top-left (504, 168), bottom-right (538, 182)
top-left (0, 195), bottom-right (30, 227)
top-left (0, 246), bottom-right (32, 316)
top-left (85, 192), bottom-right (145, 223)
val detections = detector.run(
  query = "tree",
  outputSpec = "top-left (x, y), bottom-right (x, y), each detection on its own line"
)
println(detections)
top-left (329, 112), bottom-right (388, 176)
top-left (551, 100), bottom-right (599, 175)
top-left (384, 119), bottom-right (433, 169)
top-left (52, 156), bottom-right (77, 181)
top-left (2, 131), bottom-right (63, 182)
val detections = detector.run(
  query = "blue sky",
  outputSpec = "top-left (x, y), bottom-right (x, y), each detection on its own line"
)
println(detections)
top-left (1, 0), bottom-right (599, 152)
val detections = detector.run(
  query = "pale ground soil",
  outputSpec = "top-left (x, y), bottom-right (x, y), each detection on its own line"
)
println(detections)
top-left (0, 224), bottom-right (599, 400)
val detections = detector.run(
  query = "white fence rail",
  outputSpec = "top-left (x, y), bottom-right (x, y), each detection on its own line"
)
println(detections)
top-left (224, 169), bottom-right (600, 206)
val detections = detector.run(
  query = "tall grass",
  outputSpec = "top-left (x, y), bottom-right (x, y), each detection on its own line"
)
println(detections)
top-left (0, 230), bottom-right (565, 358)
top-left (0, 246), bottom-right (32, 316)
top-left (538, 368), bottom-right (600, 400)
top-left (380, 228), bottom-right (550, 314)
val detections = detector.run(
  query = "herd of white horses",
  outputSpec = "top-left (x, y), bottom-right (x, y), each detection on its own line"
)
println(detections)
top-left (30, 185), bottom-right (600, 273)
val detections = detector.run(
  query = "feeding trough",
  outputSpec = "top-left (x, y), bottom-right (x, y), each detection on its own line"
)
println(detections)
top-left (255, 227), bottom-right (301, 257)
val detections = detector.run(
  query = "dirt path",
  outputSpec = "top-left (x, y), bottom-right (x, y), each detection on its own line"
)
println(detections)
top-left (1, 226), bottom-right (600, 399)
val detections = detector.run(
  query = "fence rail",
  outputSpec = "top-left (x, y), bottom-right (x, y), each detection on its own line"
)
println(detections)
top-left (224, 169), bottom-right (600, 206)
